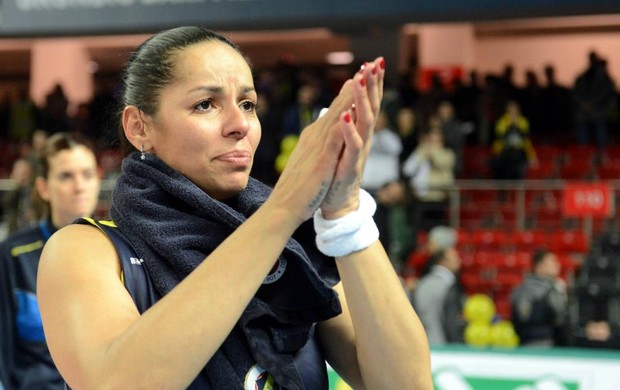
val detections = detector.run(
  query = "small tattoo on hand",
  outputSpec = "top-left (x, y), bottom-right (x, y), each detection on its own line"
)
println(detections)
top-left (309, 181), bottom-right (330, 210)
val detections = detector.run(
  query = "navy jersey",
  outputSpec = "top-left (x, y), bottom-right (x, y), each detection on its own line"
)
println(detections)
top-left (78, 219), bottom-right (329, 390)
top-left (0, 220), bottom-right (64, 390)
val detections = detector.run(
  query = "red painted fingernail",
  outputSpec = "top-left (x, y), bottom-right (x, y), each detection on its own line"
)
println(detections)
top-left (359, 63), bottom-right (366, 73)
top-left (380, 58), bottom-right (385, 69)
top-left (360, 77), bottom-right (366, 87)
top-left (372, 65), bottom-right (378, 75)
top-left (344, 113), bottom-right (351, 123)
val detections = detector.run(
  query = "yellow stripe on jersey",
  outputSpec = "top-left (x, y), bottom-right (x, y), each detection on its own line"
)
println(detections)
top-left (11, 240), bottom-right (44, 257)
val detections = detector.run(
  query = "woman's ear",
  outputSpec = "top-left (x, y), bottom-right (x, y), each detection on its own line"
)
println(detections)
top-left (122, 106), bottom-right (151, 151)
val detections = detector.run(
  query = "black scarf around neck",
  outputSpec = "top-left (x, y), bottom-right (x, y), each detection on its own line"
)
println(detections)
top-left (110, 153), bottom-right (341, 389)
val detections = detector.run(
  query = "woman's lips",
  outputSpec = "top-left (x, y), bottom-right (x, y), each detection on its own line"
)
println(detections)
top-left (216, 150), bottom-right (251, 165)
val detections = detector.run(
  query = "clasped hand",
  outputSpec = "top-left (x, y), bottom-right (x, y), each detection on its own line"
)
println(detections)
top-left (270, 57), bottom-right (385, 224)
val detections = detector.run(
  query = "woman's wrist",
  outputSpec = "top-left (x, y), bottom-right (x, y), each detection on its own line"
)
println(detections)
top-left (313, 189), bottom-right (379, 257)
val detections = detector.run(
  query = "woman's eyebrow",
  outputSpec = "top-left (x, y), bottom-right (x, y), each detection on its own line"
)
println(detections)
top-left (188, 85), bottom-right (256, 95)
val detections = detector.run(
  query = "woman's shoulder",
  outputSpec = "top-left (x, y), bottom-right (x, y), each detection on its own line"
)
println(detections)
top-left (42, 221), bottom-right (119, 273)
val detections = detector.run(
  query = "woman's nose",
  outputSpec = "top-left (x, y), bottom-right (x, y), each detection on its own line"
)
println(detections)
top-left (223, 105), bottom-right (251, 138)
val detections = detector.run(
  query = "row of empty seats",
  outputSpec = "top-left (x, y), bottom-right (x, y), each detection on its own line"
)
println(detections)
top-left (462, 144), bottom-right (620, 181)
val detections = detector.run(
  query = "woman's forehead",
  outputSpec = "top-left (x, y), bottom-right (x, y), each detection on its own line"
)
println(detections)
top-left (172, 41), bottom-right (251, 81)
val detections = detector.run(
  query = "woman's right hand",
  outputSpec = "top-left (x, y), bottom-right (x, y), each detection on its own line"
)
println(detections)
top-left (268, 80), bottom-right (356, 225)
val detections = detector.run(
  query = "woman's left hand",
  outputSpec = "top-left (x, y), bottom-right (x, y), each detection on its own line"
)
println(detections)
top-left (320, 57), bottom-right (385, 219)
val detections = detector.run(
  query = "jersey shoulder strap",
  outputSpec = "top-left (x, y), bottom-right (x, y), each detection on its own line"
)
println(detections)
top-left (77, 218), bottom-right (160, 313)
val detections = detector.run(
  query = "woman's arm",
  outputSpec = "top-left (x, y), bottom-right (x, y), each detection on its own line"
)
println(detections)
top-left (320, 243), bottom-right (432, 390)
top-left (317, 57), bottom-right (433, 390)
top-left (38, 78), bottom-right (359, 389)
top-left (39, 203), bottom-right (299, 389)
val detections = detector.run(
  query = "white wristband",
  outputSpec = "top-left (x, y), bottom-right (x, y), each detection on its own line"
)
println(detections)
top-left (313, 189), bottom-right (380, 257)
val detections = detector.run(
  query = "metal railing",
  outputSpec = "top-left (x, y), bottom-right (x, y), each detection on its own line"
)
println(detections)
top-left (1, 178), bottom-right (618, 241)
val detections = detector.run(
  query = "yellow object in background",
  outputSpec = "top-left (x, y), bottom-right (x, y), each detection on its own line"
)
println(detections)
top-left (464, 321), bottom-right (492, 347)
top-left (275, 135), bottom-right (299, 173)
top-left (463, 294), bottom-right (496, 324)
top-left (490, 320), bottom-right (520, 348)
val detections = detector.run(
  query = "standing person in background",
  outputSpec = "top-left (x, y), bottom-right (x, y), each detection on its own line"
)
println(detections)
top-left (0, 133), bottom-right (100, 390)
top-left (436, 100), bottom-right (472, 177)
top-left (491, 100), bottom-right (538, 181)
top-left (511, 249), bottom-right (568, 347)
top-left (572, 51), bottom-right (617, 150)
top-left (540, 64), bottom-right (573, 143)
top-left (8, 89), bottom-right (38, 142)
top-left (36, 27), bottom-right (432, 389)
top-left (413, 247), bottom-right (465, 345)
top-left (40, 84), bottom-right (70, 135)
top-left (403, 123), bottom-right (455, 235)
top-left (395, 106), bottom-right (420, 166)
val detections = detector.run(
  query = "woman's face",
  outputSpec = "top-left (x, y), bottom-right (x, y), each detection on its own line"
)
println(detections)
top-left (37, 146), bottom-right (100, 227)
top-left (145, 41), bottom-right (261, 199)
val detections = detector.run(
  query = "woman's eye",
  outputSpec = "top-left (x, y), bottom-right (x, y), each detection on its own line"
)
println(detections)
top-left (241, 101), bottom-right (256, 112)
top-left (195, 100), bottom-right (213, 111)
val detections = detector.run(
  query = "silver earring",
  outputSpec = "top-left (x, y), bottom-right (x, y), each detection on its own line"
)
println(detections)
top-left (140, 144), bottom-right (145, 160)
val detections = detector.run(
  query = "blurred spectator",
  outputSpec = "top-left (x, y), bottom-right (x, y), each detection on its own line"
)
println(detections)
top-left (40, 84), bottom-right (69, 135)
top-left (427, 226), bottom-right (458, 254)
top-left (394, 106), bottom-right (419, 166)
top-left (511, 249), bottom-right (568, 347)
top-left (397, 65), bottom-right (420, 109)
top-left (362, 109), bottom-right (402, 258)
top-left (413, 247), bottom-right (466, 345)
top-left (8, 88), bottom-right (39, 142)
top-left (250, 91), bottom-right (282, 187)
top-left (25, 129), bottom-right (48, 169)
top-left (281, 83), bottom-right (323, 136)
top-left (478, 74), bottom-right (505, 146)
top-left (88, 79), bottom-right (117, 148)
top-left (540, 64), bottom-right (573, 141)
top-left (498, 63), bottom-right (520, 104)
top-left (519, 69), bottom-right (543, 136)
top-left (452, 70), bottom-right (483, 142)
top-left (0, 132), bottom-right (100, 390)
top-left (570, 231), bottom-right (620, 349)
top-left (572, 51), bottom-right (617, 149)
top-left (436, 100), bottom-right (473, 176)
top-left (402, 123), bottom-right (455, 233)
top-left (2, 158), bottom-right (36, 234)
top-left (490, 100), bottom-right (538, 181)
top-left (418, 74), bottom-right (448, 123)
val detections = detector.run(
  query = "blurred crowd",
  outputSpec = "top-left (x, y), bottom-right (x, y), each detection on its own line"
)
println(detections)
top-left (0, 48), bottom-right (619, 360)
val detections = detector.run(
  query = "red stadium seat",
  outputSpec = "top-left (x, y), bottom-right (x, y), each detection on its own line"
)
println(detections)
top-left (563, 144), bottom-right (598, 166)
top-left (559, 162), bottom-right (593, 180)
top-left (525, 163), bottom-right (556, 180)
top-left (534, 145), bottom-right (562, 167)
top-left (534, 206), bottom-right (563, 230)
top-left (549, 231), bottom-right (589, 254)
top-left (471, 230), bottom-right (510, 251)
top-left (512, 230), bottom-right (548, 251)
top-left (597, 164), bottom-right (620, 180)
